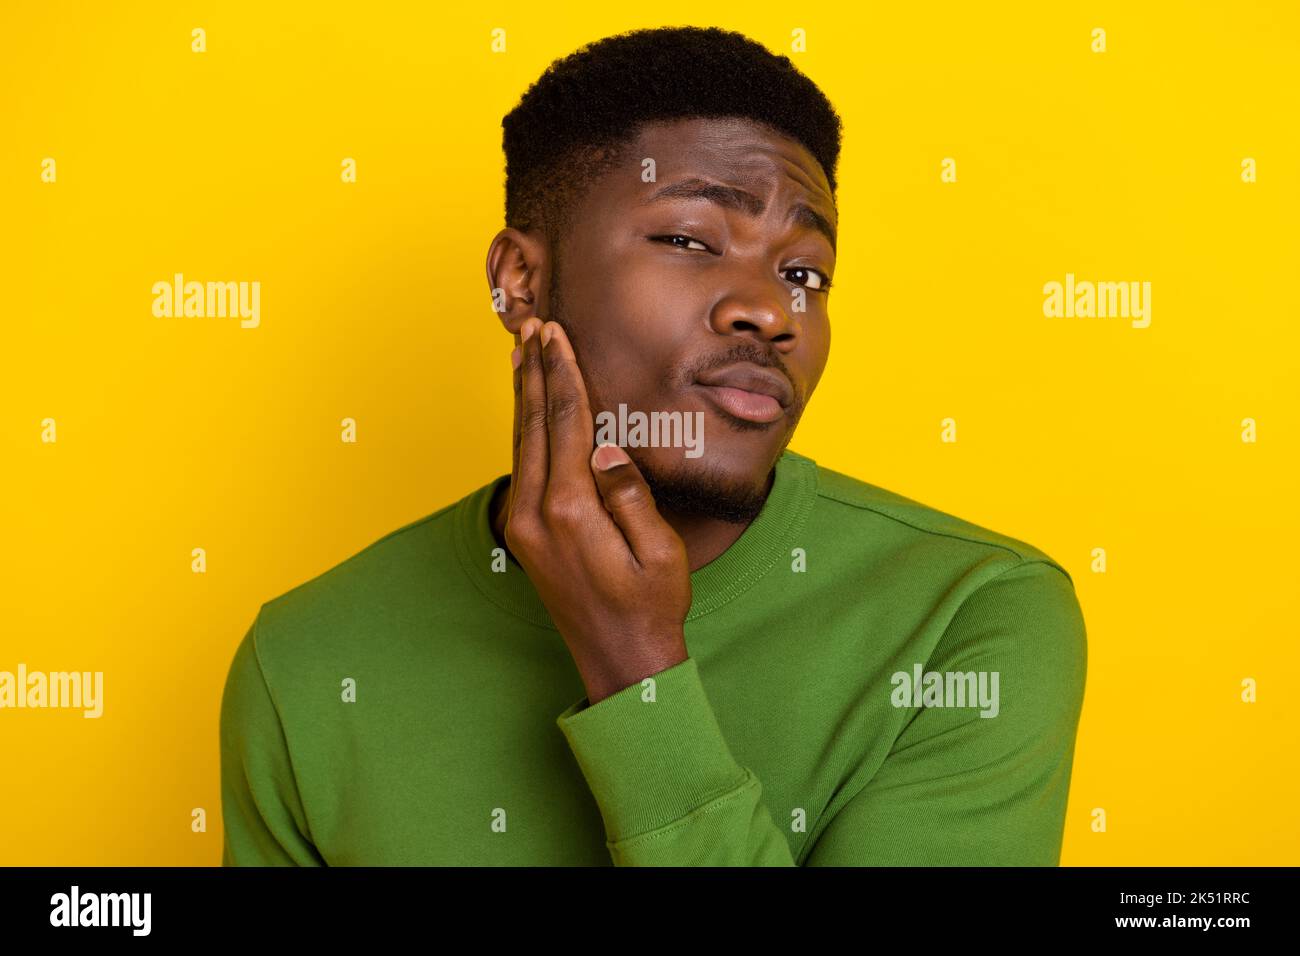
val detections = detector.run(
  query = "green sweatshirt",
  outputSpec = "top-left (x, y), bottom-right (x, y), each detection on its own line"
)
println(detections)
top-left (219, 448), bottom-right (1087, 866)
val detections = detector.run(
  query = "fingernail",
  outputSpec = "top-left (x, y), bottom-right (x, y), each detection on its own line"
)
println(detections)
top-left (593, 443), bottom-right (629, 471)
top-left (510, 347), bottom-right (521, 369)
top-left (521, 319), bottom-right (538, 342)
top-left (540, 322), bottom-right (553, 346)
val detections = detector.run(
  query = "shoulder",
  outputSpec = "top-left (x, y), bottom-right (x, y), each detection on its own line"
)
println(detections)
top-left (786, 449), bottom-right (1086, 667)
top-left (784, 450), bottom-right (1074, 598)
top-left (241, 480), bottom-right (487, 673)
top-left (265, 502), bottom-right (453, 615)
top-left (799, 451), bottom-right (1068, 578)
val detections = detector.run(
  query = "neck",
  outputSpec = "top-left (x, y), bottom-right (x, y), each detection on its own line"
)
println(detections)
top-left (488, 469), bottom-right (772, 573)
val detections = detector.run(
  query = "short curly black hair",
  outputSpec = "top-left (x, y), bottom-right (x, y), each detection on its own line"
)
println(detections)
top-left (501, 26), bottom-right (843, 247)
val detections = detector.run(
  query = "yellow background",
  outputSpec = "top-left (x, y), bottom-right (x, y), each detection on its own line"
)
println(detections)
top-left (1, 1), bottom-right (1296, 865)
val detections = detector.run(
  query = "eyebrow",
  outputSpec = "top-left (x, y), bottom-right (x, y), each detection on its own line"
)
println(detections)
top-left (642, 177), bottom-right (837, 252)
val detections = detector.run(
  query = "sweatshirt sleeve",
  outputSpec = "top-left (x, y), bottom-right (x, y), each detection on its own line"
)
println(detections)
top-left (804, 559), bottom-right (1088, 866)
top-left (219, 610), bottom-right (326, 866)
top-left (555, 656), bottom-right (796, 866)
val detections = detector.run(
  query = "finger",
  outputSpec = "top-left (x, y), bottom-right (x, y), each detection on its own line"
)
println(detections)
top-left (513, 316), bottom-right (548, 516)
top-left (540, 321), bottom-right (595, 498)
top-left (508, 341), bottom-right (522, 515)
top-left (589, 442), bottom-right (680, 565)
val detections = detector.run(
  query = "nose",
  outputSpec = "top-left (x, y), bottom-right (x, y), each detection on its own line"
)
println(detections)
top-left (707, 277), bottom-right (800, 350)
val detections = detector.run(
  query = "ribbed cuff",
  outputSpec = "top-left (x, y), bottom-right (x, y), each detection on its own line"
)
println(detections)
top-left (555, 656), bottom-right (750, 843)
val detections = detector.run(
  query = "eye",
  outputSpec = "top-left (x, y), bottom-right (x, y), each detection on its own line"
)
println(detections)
top-left (783, 266), bottom-right (832, 292)
top-left (650, 234), bottom-right (712, 252)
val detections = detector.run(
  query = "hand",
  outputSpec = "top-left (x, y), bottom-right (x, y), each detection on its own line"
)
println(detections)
top-left (504, 316), bottom-right (691, 704)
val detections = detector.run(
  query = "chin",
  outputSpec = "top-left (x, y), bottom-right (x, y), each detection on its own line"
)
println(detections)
top-left (630, 444), bottom-right (776, 525)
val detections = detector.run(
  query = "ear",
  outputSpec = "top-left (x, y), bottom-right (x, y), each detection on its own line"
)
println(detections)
top-left (485, 227), bottom-right (551, 337)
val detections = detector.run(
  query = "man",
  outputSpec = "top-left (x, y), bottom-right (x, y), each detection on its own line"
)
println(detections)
top-left (220, 26), bottom-right (1087, 866)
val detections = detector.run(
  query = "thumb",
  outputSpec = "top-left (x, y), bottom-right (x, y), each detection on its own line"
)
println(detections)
top-left (589, 443), bottom-right (677, 564)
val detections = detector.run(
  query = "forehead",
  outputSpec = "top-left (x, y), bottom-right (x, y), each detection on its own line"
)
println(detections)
top-left (598, 116), bottom-right (835, 219)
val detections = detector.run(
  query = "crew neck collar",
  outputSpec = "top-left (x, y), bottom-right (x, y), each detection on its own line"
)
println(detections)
top-left (452, 449), bottom-right (819, 629)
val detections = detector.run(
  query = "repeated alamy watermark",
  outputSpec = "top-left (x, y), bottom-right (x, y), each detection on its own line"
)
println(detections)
top-left (1043, 272), bottom-right (1150, 328)
top-left (0, 664), bottom-right (103, 718)
top-left (595, 403), bottom-right (704, 458)
top-left (891, 663), bottom-right (999, 718)
top-left (152, 273), bottom-right (260, 328)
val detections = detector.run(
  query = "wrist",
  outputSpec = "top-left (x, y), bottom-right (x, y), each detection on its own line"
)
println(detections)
top-left (579, 637), bottom-right (688, 705)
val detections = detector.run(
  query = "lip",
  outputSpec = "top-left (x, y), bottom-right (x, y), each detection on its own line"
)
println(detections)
top-left (694, 363), bottom-right (794, 425)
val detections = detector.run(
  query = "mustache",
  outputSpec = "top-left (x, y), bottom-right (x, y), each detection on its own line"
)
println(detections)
top-left (682, 343), bottom-right (801, 407)
top-left (557, 321), bottom-right (805, 415)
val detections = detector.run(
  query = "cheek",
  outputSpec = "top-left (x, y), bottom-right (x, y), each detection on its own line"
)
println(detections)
top-left (776, 315), bottom-right (829, 406)
top-left (807, 319), bottom-right (830, 391)
top-left (577, 259), bottom-right (701, 391)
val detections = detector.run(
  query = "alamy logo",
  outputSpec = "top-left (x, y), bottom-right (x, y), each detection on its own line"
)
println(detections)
top-left (50, 885), bottom-right (151, 936)
top-left (152, 273), bottom-right (261, 328)
top-left (891, 664), bottom-right (1000, 718)
top-left (0, 664), bottom-right (102, 718)
top-left (594, 403), bottom-right (705, 459)
top-left (1043, 272), bottom-right (1151, 328)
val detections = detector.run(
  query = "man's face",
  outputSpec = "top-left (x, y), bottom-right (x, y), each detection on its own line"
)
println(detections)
top-left (546, 116), bottom-right (836, 522)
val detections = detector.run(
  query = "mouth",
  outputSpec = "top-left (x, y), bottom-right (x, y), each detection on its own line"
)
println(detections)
top-left (693, 363), bottom-right (793, 425)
